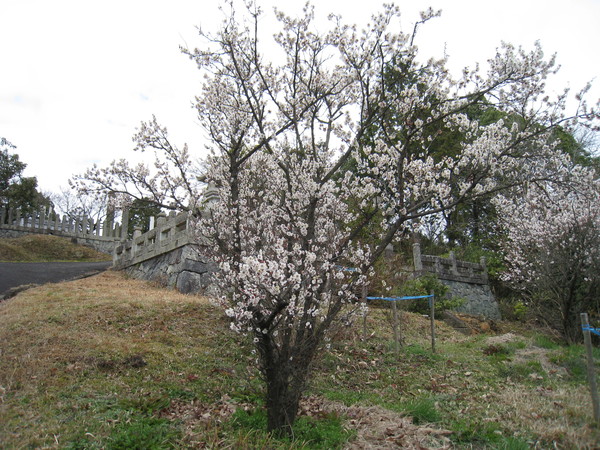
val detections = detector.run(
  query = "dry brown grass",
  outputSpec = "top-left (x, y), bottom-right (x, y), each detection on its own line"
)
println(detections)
top-left (0, 234), bottom-right (111, 262)
top-left (1, 271), bottom-right (213, 384)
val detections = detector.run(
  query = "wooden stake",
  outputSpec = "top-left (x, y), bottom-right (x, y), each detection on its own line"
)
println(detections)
top-left (581, 313), bottom-right (600, 424)
top-left (391, 300), bottom-right (400, 354)
top-left (362, 284), bottom-right (368, 341)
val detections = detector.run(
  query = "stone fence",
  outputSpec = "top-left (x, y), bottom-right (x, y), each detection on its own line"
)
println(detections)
top-left (0, 206), bottom-right (127, 253)
top-left (112, 211), bottom-right (193, 269)
top-left (112, 211), bottom-right (214, 294)
top-left (412, 242), bottom-right (488, 285)
top-left (412, 242), bottom-right (500, 319)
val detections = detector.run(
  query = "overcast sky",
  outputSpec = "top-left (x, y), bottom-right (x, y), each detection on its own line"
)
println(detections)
top-left (1, 0), bottom-right (599, 194)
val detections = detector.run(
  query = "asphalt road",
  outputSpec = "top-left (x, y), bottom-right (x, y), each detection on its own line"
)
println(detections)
top-left (0, 261), bottom-right (112, 299)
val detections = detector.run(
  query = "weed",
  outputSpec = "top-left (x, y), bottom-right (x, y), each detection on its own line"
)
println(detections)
top-left (397, 396), bottom-right (440, 424)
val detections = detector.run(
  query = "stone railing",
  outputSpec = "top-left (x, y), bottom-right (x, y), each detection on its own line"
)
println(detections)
top-left (112, 211), bottom-right (193, 269)
top-left (412, 242), bottom-right (488, 285)
top-left (0, 206), bottom-right (127, 241)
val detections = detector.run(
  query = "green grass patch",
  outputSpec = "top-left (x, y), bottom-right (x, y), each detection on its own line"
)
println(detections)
top-left (549, 344), bottom-right (600, 382)
top-left (396, 395), bottom-right (440, 424)
top-left (106, 415), bottom-right (180, 449)
top-left (533, 334), bottom-right (561, 350)
top-left (230, 407), bottom-right (354, 449)
top-left (450, 418), bottom-right (529, 448)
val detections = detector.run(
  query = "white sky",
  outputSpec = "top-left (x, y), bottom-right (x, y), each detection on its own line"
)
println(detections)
top-left (1, 0), bottom-right (599, 194)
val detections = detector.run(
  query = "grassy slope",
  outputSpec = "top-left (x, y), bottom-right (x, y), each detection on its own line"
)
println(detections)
top-left (1, 271), bottom-right (599, 448)
top-left (0, 234), bottom-right (111, 262)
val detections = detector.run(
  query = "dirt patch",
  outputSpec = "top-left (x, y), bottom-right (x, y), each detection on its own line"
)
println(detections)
top-left (512, 347), bottom-right (568, 378)
top-left (301, 396), bottom-right (452, 449)
top-left (162, 395), bottom-right (452, 449)
top-left (486, 332), bottom-right (520, 346)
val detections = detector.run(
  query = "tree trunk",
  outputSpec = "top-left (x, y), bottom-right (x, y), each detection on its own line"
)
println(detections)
top-left (265, 368), bottom-right (302, 437)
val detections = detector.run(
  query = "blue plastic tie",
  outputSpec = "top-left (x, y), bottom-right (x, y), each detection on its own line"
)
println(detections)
top-left (366, 294), bottom-right (434, 302)
top-left (582, 325), bottom-right (600, 337)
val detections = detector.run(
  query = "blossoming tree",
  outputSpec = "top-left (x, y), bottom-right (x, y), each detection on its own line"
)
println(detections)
top-left (72, 1), bottom-right (597, 434)
top-left (496, 170), bottom-right (600, 343)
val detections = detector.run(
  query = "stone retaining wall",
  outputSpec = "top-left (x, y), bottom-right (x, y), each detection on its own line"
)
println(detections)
top-left (123, 243), bottom-right (216, 295)
top-left (413, 243), bottom-right (501, 320)
top-left (441, 279), bottom-right (501, 320)
top-left (113, 211), bottom-right (217, 295)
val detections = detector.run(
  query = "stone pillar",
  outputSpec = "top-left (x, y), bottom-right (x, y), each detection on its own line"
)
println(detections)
top-left (157, 212), bottom-right (167, 243)
top-left (157, 212), bottom-right (167, 227)
top-left (82, 215), bottom-right (89, 235)
top-left (449, 251), bottom-right (459, 275)
top-left (121, 208), bottom-right (130, 240)
top-left (412, 242), bottom-right (423, 271)
top-left (132, 226), bottom-right (142, 255)
top-left (434, 257), bottom-right (442, 275)
top-left (204, 182), bottom-right (219, 204)
top-left (385, 243), bottom-right (394, 259)
top-left (0, 207), bottom-right (6, 225)
top-left (15, 209), bottom-right (22, 228)
top-left (480, 256), bottom-right (489, 282)
top-left (8, 208), bottom-right (14, 226)
top-left (38, 207), bottom-right (46, 230)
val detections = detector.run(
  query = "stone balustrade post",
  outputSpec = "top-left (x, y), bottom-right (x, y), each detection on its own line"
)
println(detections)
top-left (38, 207), bottom-right (46, 230)
top-left (412, 242), bottom-right (423, 271)
top-left (156, 212), bottom-right (167, 228)
top-left (480, 256), bottom-right (489, 282)
top-left (121, 208), bottom-right (130, 240)
top-left (434, 257), bottom-right (442, 275)
top-left (384, 243), bottom-right (394, 259)
top-left (82, 215), bottom-right (89, 235)
top-left (132, 226), bottom-right (142, 255)
top-left (450, 251), bottom-right (459, 275)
